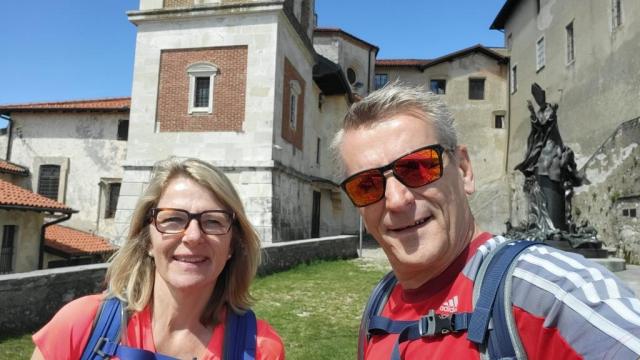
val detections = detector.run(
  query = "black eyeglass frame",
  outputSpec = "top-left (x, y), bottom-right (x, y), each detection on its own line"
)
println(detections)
top-left (148, 207), bottom-right (236, 235)
top-left (340, 144), bottom-right (449, 207)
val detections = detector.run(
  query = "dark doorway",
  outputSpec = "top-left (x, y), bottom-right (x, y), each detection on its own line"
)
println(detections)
top-left (311, 191), bottom-right (321, 238)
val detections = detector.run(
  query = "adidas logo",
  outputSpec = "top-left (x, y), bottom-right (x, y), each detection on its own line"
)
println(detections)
top-left (438, 295), bottom-right (458, 313)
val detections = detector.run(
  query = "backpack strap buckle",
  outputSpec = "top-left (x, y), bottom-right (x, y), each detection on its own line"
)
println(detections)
top-left (418, 310), bottom-right (455, 336)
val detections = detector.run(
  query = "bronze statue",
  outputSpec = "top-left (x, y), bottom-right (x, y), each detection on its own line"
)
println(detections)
top-left (510, 83), bottom-right (604, 256)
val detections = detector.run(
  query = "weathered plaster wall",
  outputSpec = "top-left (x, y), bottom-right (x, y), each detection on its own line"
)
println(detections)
top-left (573, 118), bottom-right (640, 261)
top-left (0, 210), bottom-right (44, 273)
top-left (375, 53), bottom-right (509, 233)
top-left (7, 112), bottom-right (126, 238)
top-left (503, 0), bottom-right (640, 169)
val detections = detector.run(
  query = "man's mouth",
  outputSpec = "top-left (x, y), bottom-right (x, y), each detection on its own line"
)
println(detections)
top-left (390, 217), bottom-right (431, 232)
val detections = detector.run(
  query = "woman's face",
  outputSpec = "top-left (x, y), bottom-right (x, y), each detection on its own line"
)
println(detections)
top-left (149, 176), bottom-right (234, 292)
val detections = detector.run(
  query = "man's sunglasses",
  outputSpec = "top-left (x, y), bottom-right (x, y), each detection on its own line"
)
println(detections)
top-left (340, 144), bottom-right (448, 207)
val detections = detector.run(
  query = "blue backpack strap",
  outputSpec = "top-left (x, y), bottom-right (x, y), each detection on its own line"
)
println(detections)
top-left (358, 271), bottom-right (397, 360)
top-left (223, 309), bottom-right (257, 360)
top-left (80, 296), bottom-right (179, 360)
top-left (80, 297), bottom-right (123, 360)
top-left (468, 239), bottom-right (543, 359)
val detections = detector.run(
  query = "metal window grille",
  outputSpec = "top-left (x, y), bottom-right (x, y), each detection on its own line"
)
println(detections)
top-left (1, 225), bottom-right (16, 274)
top-left (469, 79), bottom-right (485, 100)
top-left (194, 77), bottom-right (210, 108)
top-left (536, 37), bottom-right (545, 71)
top-left (38, 165), bottom-right (61, 200)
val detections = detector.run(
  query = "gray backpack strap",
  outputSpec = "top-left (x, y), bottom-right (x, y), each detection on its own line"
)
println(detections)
top-left (472, 237), bottom-right (528, 360)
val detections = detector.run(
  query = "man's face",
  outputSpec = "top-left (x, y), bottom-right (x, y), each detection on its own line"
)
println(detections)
top-left (339, 113), bottom-right (477, 287)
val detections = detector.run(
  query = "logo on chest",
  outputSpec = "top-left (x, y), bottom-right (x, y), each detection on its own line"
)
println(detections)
top-left (438, 295), bottom-right (459, 313)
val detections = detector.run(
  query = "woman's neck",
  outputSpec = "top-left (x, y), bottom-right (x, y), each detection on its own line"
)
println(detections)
top-left (151, 277), bottom-right (215, 330)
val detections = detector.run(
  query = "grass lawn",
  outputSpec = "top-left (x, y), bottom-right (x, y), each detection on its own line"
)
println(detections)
top-left (0, 258), bottom-right (388, 360)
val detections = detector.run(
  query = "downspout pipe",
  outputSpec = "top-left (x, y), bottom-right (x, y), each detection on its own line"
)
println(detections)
top-left (0, 114), bottom-right (13, 161)
top-left (39, 212), bottom-right (73, 269)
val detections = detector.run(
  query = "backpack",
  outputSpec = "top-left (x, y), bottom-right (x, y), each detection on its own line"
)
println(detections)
top-left (80, 297), bottom-right (257, 360)
top-left (358, 239), bottom-right (544, 360)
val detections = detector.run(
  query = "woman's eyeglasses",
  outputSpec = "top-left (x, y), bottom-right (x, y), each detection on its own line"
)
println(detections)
top-left (149, 208), bottom-right (235, 235)
top-left (340, 144), bottom-right (448, 207)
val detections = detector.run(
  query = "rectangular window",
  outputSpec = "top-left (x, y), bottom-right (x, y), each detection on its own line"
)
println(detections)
top-left (38, 165), bottom-right (61, 200)
top-left (536, 37), bottom-right (546, 71)
top-left (494, 115), bottom-right (505, 129)
top-left (507, 33), bottom-right (512, 50)
top-left (566, 22), bottom-right (575, 64)
top-left (536, 0), bottom-right (541, 13)
top-left (429, 79), bottom-right (446, 95)
top-left (194, 77), bottom-right (210, 108)
top-left (623, 209), bottom-right (629, 216)
top-left (1, 225), bottom-right (16, 274)
top-left (290, 93), bottom-right (298, 129)
top-left (630, 208), bottom-right (637, 218)
top-left (469, 78), bottom-right (485, 100)
top-left (374, 74), bottom-right (388, 90)
top-left (316, 137), bottom-right (321, 164)
top-left (105, 183), bottom-right (121, 219)
top-left (612, 0), bottom-right (622, 29)
top-left (117, 120), bottom-right (129, 141)
top-left (311, 191), bottom-right (321, 238)
top-left (510, 65), bottom-right (518, 94)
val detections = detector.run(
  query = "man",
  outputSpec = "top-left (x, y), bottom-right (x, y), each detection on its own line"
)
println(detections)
top-left (333, 84), bottom-right (640, 359)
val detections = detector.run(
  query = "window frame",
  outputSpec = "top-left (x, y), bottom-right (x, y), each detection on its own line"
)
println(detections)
top-left (566, 21), bottom-right (575, 65)
top-left (1, 225), bottom-right (17, 274)
top-left (429, 79), bottom-right (447, 95)
top-left (468, 78), bottom-right (486, 100)
top-left (374, 73), bottom-right (389, 90)
top-left (117, 119), bottom-right (129, 141)
top-left (612, 0), bottom-right (623, 30)
top-left (105, 182), bottom-right (121, 219)
top-left (289, 80), bottom-right (301, 130)
top-left (536, 36), bottom-right (546, 72)
top-left (187, 63), bottom-right (218, 114)
top-left (38, 164), bottom-right (61, 200)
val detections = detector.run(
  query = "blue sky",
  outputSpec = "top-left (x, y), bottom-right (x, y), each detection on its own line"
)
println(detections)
top-left (0, 0), bottom-right (506, 106)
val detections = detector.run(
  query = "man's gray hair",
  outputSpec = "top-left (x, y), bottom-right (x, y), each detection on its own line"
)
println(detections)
top-left (331, 82), bottom-right (457, 175)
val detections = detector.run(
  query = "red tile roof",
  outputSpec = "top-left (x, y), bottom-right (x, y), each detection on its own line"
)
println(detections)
top-left (0, 97), bottom-right (130, 113)
top-left (45, 225), bottom-right (117, 255)
top-left (0, 179), bottom-right (75, 213)
top-left (376, 59), bottom-right (431, 67)
top-left (0, 160), bottom-right (29, 176)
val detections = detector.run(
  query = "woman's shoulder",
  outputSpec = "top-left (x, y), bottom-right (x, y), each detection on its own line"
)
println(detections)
top-left (256, 318), bottom-right (285, 360)
top-left (32, 294), bottom-right (105, 360)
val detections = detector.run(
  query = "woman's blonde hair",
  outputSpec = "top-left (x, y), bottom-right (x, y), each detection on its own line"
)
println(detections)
top-left (106, 157), bottom-right (260, 325)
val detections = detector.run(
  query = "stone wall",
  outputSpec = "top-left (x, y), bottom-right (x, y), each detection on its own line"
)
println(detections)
top-left (0, 235), bottom-right (357, 335)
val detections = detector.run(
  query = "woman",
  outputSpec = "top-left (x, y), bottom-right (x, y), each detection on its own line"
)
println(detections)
top-left (31, 157), bottom-right (284, 359)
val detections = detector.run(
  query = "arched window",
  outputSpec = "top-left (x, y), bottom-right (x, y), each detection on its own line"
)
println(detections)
top-left (187, 62), bottom-right (218, 114)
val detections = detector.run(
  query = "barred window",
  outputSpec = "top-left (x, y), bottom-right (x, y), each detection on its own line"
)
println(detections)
top-left (38, 165), bottom-right (61, 200)
top-left (469, 78), bottom-right (485, 100)
top-left (1, 225), bottom-right (16, 274)
top-left (194, 77), bottom-right (210, 108)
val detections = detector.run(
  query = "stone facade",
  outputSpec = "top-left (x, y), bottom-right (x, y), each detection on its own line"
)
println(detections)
top-left (493, 0), bottom-right (640, 259)
top-left (4, 112), bottom-right (127, 239)
top-left (117, 0), bottom-right (359, 245)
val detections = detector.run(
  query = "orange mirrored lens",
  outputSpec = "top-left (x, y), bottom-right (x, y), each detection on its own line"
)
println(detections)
top-left (344, 170), bottom-right (385, 207)
top-left (394, 148), bottom-right (442, 187)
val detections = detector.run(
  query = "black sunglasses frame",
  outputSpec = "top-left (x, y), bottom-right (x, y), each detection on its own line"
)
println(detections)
top-left (149, 207), bottom-right (236, 235)
top-left (340, 144), bottom-right (448, 207)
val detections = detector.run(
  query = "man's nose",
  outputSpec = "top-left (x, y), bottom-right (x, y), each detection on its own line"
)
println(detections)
top-left (384, 174), bottom-right (414, 210)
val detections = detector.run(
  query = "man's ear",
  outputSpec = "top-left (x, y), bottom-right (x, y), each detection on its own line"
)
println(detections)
top-left (455, 145), bottom-right (475, 195)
